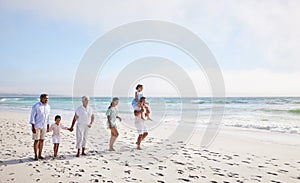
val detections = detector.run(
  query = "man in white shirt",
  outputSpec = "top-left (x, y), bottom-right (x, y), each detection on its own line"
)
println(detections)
top-left (69, 96), bottom-right (94, 157)
top-left (29, 94), bottom-right (50, 160)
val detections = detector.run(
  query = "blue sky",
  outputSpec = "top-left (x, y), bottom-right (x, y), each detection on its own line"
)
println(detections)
top-left (1, 1), bottom-right (300, 97)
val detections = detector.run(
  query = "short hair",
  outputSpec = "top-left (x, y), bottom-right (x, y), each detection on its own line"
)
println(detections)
top-left (54, 115), bottom-right (61, 121)
top-left (40, 94), bottom-right (48, 99)
top-left (136, 84), bottom-right (143, 90)
top-left (82, 96), bottom-right (90, 102)
top-left (140, 96), bottom-right (146, 101)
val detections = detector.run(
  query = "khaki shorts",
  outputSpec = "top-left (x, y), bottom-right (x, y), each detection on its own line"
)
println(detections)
top-left (32, 128), bottom-right (46, 140)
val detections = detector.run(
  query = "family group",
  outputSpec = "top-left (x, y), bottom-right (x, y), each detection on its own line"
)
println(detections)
top-left (29, 84), bottom-right (151, 160)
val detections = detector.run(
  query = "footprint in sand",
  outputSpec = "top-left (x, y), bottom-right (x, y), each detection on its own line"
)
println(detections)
top-left (270, 180), bottom-right (281, 183)
top-left (267, 172), bottom-right (278, 176)
top-left (177, 178), bottom-right (190, 182)
top-left (278, 169), bottom-right (288, 173)
top-left (213, 173), bottom-right (225, 177)
top-left (227, 172), bottom-right (239, 178)
top-left (177, 169), bottom-right (184, 174)
top-left (156, 172), bottom-right (164, 176)
top-left (241, 160), bottom-right (251, 164)
top-left (158, 165), bottom-right (166, 170)
top-left (188, 175), bottom-right (199, 179)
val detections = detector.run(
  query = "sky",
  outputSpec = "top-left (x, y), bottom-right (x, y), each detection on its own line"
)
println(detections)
top-left (0, 0), bottom-right (300, 97)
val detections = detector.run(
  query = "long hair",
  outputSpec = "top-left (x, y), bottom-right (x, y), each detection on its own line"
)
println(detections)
top-left (108, 97), bottom-right (119, 109)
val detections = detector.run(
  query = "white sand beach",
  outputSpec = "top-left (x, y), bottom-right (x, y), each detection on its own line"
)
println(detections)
top-left (0, 111), bottom-right (300, 183)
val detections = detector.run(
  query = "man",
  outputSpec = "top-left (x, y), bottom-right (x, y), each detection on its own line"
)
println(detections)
top-left (29, 94), bottom-right (50, 160)
top-left (69, 96), bottom-right (94, 157)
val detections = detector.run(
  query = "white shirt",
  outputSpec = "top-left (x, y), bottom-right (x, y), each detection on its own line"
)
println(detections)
top-left (75, 105), bottom-right (93, 125)
top-left (29, 102), bottom-right (50, 129)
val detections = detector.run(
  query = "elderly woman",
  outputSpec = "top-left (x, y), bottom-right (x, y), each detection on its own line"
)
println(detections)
top-left (69, 96), bottom-right (94, 157)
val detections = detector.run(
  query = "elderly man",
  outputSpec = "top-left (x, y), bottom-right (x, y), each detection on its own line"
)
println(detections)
top-left (29, 94), bottom-right (50, 160)
top-left (69, 96), bottom-right (94, 157)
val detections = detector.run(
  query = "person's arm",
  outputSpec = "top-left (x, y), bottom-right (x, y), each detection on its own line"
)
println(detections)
top-left (107, 115), bottom-right (112, 128)
top-left (135, 91), bottom-right (139, 103)
top-left (46, 108), bottom-right (50, 132)
top-left (116, 109), bottom-right (122, 121)
top-left (61, 124), bottom-right (69, 130)
top-left (134, 108), bottom-right (144, 116)
top-left (48, 125), bottom-right (53, 132)
top-left (117, 116), bottom-right (122, 122)
top-left (88, 114), bottom-right (95, 128)
top-left (69, 113), bottom-right (78, 132)
top-left (29, 106), bottom-right (36, 134)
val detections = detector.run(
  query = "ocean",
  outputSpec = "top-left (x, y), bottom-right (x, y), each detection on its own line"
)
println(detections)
top-left (0, 96), bottom-right (299, 134)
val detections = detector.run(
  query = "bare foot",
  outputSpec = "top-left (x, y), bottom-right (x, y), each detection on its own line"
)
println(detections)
top-left (76, 153), bottom-right (80, 157)
top-left (38, 156), bottom-right (45, 160)
top-left (137, 146), bottom-right (142, 150)
top-left (82, 152), bottom-right (87, 156)
top-left (108, 148), bottom-right (115, 151)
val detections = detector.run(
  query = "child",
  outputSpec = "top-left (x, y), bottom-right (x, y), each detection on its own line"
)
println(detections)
top-left (132, 84), bottom-right (144, 111)
top-left (49, 115), bottom-right (70, 158)
top-left (106, 97), bottom-right (122, 151)
top-left (132, 84), bottom-right (152, 120)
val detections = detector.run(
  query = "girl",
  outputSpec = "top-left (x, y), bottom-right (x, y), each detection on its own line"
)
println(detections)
top-left (106, 97), bottom-right (122, 151)
top-left (49, 115), bottom-right (70, 158)
top-left (131, 84), bottom-right (144, 111)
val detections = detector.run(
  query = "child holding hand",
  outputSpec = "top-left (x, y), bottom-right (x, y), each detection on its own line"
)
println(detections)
top-left (49, 115), bottom-right (70, 158)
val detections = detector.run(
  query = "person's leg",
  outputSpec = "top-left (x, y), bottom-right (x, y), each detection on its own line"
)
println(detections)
top-left (145, 106), bottom-right (152, 120)
top-left (109, 133), bottom-right (115, 151)
top-left (38, 128), bottom-right (46, 159)
top-left (137, 121), bottom-right (148, 149)
top-left (109, 127), bottom-right (119, 151)
top-left (53, 144), bottom-right (58, 157)
top-left (56, 144), bottom-right (59, 157)
top-left (136, 135), bottom-right (143, 150)
top-left (38, 139), bottom-right (44, 159)
top-left (134, 117), bottom-right (144, 150)
top-left (82, 126), bottom-right (89, 155)
top-left (33, 128), bottom-right (40, 160)
top-left (76, 125), bottom-right (82, 157)
top-left (33, 140), bottom-right (39, 160)
top-left (76, 149), bottom-right (80, 157)
top-left (53, 144), bottom-right (56, 157)
top-left (142, 132), bottom-right (148, 141)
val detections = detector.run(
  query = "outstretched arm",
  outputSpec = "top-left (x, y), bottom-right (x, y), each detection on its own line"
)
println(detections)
top-left (69, 113), bottom-right (78, 132)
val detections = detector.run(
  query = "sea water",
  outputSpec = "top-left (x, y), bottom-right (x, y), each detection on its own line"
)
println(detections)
top-left (0, 96), bottom-right (299, 134)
